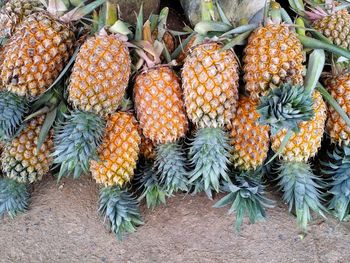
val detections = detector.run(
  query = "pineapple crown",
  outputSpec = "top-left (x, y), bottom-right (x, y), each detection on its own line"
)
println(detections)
top-left (321, 144), bottom-right (350, 221)
top-left (278, 161), bottom-right (326, 232)
top-left (0, 177), bottom-right (29, 219)
top-left (99, 186), bottom-right (143, 240)
top-left (214, 175), bottom-right (275, 231)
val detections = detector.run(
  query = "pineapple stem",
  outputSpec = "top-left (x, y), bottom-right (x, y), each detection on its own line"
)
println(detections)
top-left (0, 178), bottom-right (29, 219)
top-left (201, 0), bottom-right (216, 22)
top-left (269, 1), bottom-right (282, 24)
top-left (316, 84), bottom-right (350, 129)
top-left (295, 17), bottom-right (306, 36)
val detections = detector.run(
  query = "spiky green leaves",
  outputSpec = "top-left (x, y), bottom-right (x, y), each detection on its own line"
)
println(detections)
top-left (188, 127), bottom-right (231, 199)
top-left (155, 142), bottom-right (188, 196)
top-left (99, 186), bottom-right (143, 240)
top-left (214, 175), bottom-right (274, 231)
top-left (137, 162), bottom-right (166, 209)
top-left (0, 91), bottom-right (28, 141)
top-left (53, 110), bottom-right (105, 179)
top-left (278, 161), bottom-right (326, 231)
top-left (258, 83), bottom-right (314, 135)
top-left (0, 178), bottom-right (29, 218)
top-left (322, 145), bottom-right (350, 221)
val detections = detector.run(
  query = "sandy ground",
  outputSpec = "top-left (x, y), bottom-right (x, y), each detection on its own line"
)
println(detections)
top-left (0, 175), bottom-right (349, 263)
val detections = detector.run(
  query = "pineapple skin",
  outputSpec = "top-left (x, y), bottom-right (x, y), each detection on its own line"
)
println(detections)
top-left (134, 66), bottom-right (188, 144)
top-left (230, 96), bottom-right (270, 171)
top-left (140, 135), bottom-right (156, 160)
top-left (1, 115), bottom-right (54, 184)
top-left (243, 24), bottom-right (304, 100)
top-left (182, 42), bottom-right (239, 128)
top-left (69, 34), bottom-right (131, 117)
top-left (313, 12), bottom-right (350, 49)
top-left (90, 112), bottom-right (141, 187)
top-left (0, 0), bottom-right (43, 38)
top-left (1, 12), bottom-right (75, 99)
top-left (325, 73), bottom-right (350, 145)
top-left (271, 91), bottom-right (327, 162)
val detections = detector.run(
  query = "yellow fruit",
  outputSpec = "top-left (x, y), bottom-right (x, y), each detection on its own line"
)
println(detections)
top-left (68, 34), bottom-right (130, 117)
top-left (230, 96), bottom-right (270, 171)
top-left (134, 66), bottom-right (188, 144)
top-left (0, 0), bottom-right (43, 38)
top-left (271, 91), bottom-right (327, 162)
top-left (312, 12), bottom-right (350, 49)
top-left (182, 42), bottom-right (239, 128)
top-left (90, 112), bottom-right (141, 187)
top-left (1, 12), bottom-right (75, 98)
top-left (243, 24), bottom-right (304, 100)
top-left (2, 115), bottom-right (54, 184)
top-left (324, 72), bottom-right (350, 145)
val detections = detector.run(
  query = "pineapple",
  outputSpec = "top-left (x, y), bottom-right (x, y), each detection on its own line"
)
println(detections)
top-left (324, 72), bottom-right (350, 145)
top-left (91, 112), bottom-right (143, 239)
top-left (230, 96), bottom-right (270, 171)
top-left (0, 0), bottom-right (43, 38)
top-left (304, 1), bottom-right (350, 49)
top-left (321, 68), bottom-right (350, 220)
top-left (271, 91), bottom-right (327, 162)
top-left (243, 1), bottom-right (304, 100)
top-left (0, 0), bottom-right (105, 140)
top-left (133, 14), bottom-right (189, 197)
top-left (0, 115), bottom-right (54, 217)
top-left (272, 90), bottom-right (328, 231)
top-left (182, 41), bottom-right (239, 197)
top-left (90, 112), bottom-right (141, 187)
top-left (54, 32), bottom-right (131, 179)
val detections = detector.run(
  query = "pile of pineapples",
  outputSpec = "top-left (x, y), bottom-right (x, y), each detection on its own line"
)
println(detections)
top-left (1, 0), bottom-right (350, 240)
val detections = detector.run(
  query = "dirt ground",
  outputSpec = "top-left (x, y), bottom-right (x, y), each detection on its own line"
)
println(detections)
top-left (0, 175), bottom-right (349, 263)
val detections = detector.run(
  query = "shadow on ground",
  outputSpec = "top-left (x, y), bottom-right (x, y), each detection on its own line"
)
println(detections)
top-left (0, 175), bottom-right (349, 263)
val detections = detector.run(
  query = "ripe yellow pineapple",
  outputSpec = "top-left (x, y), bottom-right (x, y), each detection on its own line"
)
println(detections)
top-left (134, 66), bottom-right (188, 144)
top-left (133, 14), bottom-right (189, 196)
top-left (182, 41), bottom-right (239, 197)
top-left (271, 91), bottom-right (327, 162)
top-left (0, 0), bottom-right (43, 38)
top-left (230, 96), bottom-right (270, 171)
top-left (68, 34), bottom-right (130, 117)
top-left (324, 72), bottom-right (350, 145)
top-left (243, 22), bottom-right (304, 100)
top-left (0, 115), bottom-right (54, 218)
top-left (90, 112), bottom-right (141, 187)
top-left (305, 1), bottom-right (350, 49)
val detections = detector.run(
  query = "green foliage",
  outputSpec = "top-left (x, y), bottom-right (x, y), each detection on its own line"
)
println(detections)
top-left (156, 142), bottom-right (188, 196)
top-left (0, 91), bottom-right (28, 141)
top-left (0, 178), bottom-right (29, 219)
top-left (214, 175), bottom-right (274, 231)
top-left (188, 127), bottom-right (231, 199)
top-left (258, 83), bottom-right (314, 135)
top-left (137, 162), bottom-right (166, 209)
top-left (99, 186), bottom-right (143, 240)
top-left (321, 145), bottom-right (350, 221)
top-left (53, 110), bottom-right (105, 180)
top-left (278, 161), bottom-right (326, 231)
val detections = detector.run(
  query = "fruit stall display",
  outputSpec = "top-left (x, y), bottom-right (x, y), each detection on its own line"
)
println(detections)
top-left (0, 0), bottom-right (350, 240)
